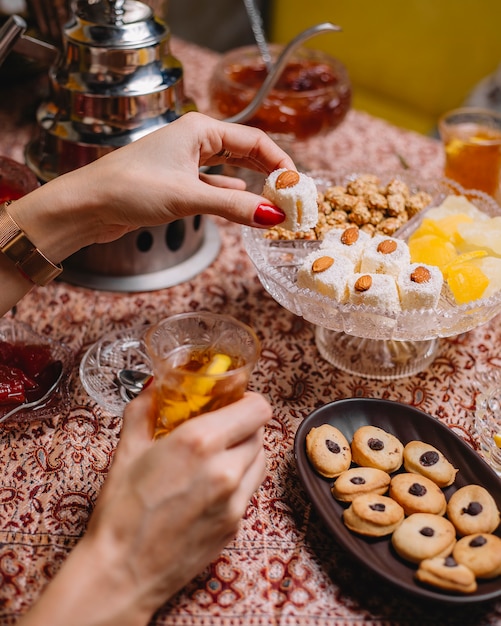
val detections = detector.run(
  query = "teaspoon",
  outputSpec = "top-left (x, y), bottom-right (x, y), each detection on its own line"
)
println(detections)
top-left (117, 369), bottom-right (153, 400)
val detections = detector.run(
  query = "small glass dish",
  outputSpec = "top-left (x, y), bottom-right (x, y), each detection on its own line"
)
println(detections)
top-left (243, 170), bottom-right (501, 379)
top-left (79, 325), bottom-right (152, 415)
top-left (0, 319), bottom-right (73, 424)
top-left (475, 382), bottom-right (501, 476)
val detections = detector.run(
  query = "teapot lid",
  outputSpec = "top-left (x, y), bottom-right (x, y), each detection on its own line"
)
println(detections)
top-left (66, 0), bottom-right (167, 48)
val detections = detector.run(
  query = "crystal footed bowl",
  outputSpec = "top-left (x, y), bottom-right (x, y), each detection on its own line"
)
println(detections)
top-left (242, 171), bottom-right (501, 379)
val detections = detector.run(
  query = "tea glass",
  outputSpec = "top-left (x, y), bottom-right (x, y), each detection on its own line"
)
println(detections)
top-left (438, 107), bottom-right (501, 202)
top-left (145, 312), bottom-right (260, 438)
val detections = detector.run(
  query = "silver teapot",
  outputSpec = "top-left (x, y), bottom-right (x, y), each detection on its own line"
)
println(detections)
top-left (2, 0), bottom-right (196, 182)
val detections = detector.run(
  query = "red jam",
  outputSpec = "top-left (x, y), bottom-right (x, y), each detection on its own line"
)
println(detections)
top-left (0, 340), bottom-right (56, 405)
top-left (210, 54), bottom-right (351, 140)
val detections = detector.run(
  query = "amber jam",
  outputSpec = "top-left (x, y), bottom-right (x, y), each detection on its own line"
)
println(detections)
top-left (209, 45), bottom-right (351, 141)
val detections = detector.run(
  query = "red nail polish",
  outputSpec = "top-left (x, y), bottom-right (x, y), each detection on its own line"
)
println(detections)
top-left (254, 204), bottom-right (286, 226)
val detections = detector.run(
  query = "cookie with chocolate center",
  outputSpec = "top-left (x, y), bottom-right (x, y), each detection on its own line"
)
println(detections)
top-left (351, 425), bottom-right (403, 473)
top-left (453, 533), bottom-right (501, 578)
top-left (391, 513), bottom-right (456, 563)
top-left (447, 484), bottom-right (500, 536)
top-left (403, 440), bottom-right (458, 487)
top-left (306, 424), bottom-right (351, 478)
top-left (331, 466), bottom-right (391, 502)
top-left (389, 472), bottom-right (447, 516)
top-left (415, 556), bottom-right (477, 594)
top-left (343, 493), bottom-right (404, 537)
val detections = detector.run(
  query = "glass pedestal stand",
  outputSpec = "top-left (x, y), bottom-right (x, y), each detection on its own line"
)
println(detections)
top-left (315, 326), bottom-right (439, 380)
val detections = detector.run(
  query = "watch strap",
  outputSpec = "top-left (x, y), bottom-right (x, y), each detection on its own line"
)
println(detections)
top-left (0, 201), bottom-right (63, 286)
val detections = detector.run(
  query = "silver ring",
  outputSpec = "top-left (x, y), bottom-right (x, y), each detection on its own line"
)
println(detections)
top-left (216, 148), bottom-right (232, 159)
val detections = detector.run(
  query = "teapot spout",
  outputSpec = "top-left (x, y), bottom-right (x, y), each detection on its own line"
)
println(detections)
top-left (0, 14), bottom-right (59, 68)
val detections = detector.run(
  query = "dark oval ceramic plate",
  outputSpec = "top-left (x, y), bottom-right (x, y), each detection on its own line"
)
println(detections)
top-left (294, 398), bottom-right (501, 604)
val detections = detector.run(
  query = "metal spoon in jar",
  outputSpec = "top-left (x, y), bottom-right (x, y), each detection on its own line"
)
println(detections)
top-left (117, 369), bottom-right (153, 402)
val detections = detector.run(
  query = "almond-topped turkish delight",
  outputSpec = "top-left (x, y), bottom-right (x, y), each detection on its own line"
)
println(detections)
top-left (396, 263), bottom-right (443, 310)
top-left (347, 273), bottom-right (401, 313)
top-left (297, 249), bottom-right (354, 303)
top-left (320, 225), bottom-right (371, 271)
top-left (262, 168), bottom-right (318, 232)
top-left (359, 234), bottom-right (411, 278)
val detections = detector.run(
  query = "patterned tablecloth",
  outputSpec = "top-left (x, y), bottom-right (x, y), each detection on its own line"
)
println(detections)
top-left (1, 38), bottom-right (501, 626)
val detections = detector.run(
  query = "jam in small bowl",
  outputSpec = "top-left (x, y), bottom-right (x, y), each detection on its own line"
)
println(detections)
top-left (209, 44), bottom-right (351, 142)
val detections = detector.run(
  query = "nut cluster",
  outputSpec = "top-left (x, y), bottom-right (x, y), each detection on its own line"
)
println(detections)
top-left (265, 173), bottom-right (432, 241)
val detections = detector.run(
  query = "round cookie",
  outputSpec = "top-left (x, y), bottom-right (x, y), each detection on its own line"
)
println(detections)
top-left (343, 493), bottom-right (404, 537)
top-left (453, 533), bottom-right (501, 579)
top-left (351, 425), bottom-right (404, 473)
top-left (306, 424), bottom-right (351, 478)
top-left (403, 440), bottom-right (458, 487)
top-left (446, 485), bottom-right (500, 536)
top-left (389, 472), bottom-right (447, 516)
top-left (415, 556), bottom-right (477, 594)
top-left (331, 466), bottom-right (391, 502)
top-left (391, 513), bottom-right (456, 564)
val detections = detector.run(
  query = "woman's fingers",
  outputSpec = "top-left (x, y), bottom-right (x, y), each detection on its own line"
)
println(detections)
top-left (186, 113), bottom-right (295, 173)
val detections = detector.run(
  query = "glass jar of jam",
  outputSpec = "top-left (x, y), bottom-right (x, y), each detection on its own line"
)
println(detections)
top-left (209, 44), bottom-right (351, 142)
top-left (0, 156), bottom-right (39, 203)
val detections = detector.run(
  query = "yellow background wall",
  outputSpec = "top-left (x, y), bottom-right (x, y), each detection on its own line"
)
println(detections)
top-left (270, 0), bottom-right (501, 134)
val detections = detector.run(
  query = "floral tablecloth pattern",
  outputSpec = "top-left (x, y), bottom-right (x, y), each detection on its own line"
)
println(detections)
top-left (0, 38), bottom-right (500, 626)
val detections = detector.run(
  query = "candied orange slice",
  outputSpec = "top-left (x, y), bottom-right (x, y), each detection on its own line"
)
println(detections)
top-left (204, 353), bottom-right (232, 375)
top-left (442, 250), bottom-right (488, 277)
top-left (409, 218), bottom-right (444, 240)
top-left (190, 353), bottom-right (233, 396)
top-left (409, 234), bottom-right (457, 269)
top-left (434, 213), bottom-right (474, 245)
top-left (446, 263), bottom-right (489, 304)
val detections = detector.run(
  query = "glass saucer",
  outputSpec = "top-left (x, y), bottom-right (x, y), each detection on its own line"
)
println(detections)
top-left (243, 171), bottom-right (501, 379)
top-left (79, 325), bottom-right (152, 414)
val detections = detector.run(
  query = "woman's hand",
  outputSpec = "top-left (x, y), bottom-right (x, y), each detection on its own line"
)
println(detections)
top-left (9, 112), bottom-right (294, 263)
top-left (19, 388), bottom-right (272, 626)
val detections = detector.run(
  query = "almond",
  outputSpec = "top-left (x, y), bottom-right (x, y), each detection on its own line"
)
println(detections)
top-left (411, 266), bottom-right (431, 284)
top-left (377, 239), bottom-right (397, 254)
top-left (354, 275), bottom-right (372, 292)
top-left (275, 170), bottom-right (300, 189)
top-left (340, 226), bottom-right (359, 246)
top-left (312, 256), bottom-right (334, 273)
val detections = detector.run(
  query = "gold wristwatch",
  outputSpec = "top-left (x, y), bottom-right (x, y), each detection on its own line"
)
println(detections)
top-left (0, 201), bottom-right (63, 286)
